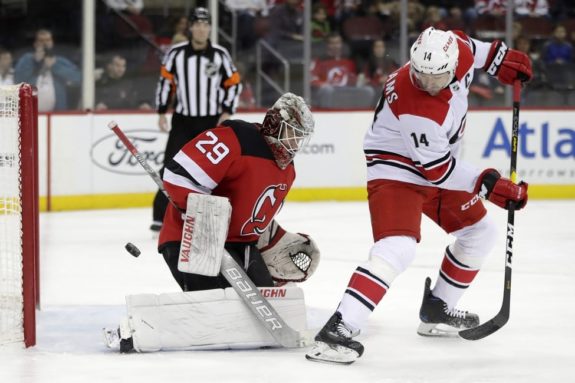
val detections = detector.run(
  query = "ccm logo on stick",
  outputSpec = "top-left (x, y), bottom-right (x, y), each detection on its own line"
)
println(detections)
top-left (506, 223), bottom-right (514, 267)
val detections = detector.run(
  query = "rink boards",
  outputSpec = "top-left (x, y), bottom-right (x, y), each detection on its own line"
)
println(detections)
top-left (35, 109), bottom-right (575, 211)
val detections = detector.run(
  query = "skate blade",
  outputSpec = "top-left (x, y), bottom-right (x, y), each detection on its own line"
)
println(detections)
top-left (417, 322), bottom-right (463, 338)
top-left (297, 329), bottom-right (318, 348)
top-left (102, 328), bottom-right (120, 349)
top-left (305, 341), bottom-right (359, 365)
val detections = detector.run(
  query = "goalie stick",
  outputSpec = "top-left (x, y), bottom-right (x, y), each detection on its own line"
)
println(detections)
top-left (108, 121), bottom-right (311, 348)
top-left (459, 80), bottom-right (522, 341)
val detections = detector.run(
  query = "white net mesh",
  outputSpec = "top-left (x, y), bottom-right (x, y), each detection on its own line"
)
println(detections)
top-left (0, 84), bottom-right (24, 345)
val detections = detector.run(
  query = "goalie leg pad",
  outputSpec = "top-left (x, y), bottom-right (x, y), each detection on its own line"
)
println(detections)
top-left (124, 286), bottom-right (307, 352)
top-left (178, 193), bottom-right (231, 276)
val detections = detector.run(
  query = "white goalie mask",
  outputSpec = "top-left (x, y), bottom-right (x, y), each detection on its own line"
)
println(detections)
top-left (410, 27), bottom-right (458, 95)
top-left (262, 93), bottom-right (314, 169)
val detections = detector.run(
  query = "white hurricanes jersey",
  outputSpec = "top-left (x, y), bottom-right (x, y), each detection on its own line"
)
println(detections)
top-left (365, 31), bottom-right (493, 193)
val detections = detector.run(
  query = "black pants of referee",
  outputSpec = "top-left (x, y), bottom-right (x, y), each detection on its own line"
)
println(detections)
top-left (152, 113), bottom-right (220, 225)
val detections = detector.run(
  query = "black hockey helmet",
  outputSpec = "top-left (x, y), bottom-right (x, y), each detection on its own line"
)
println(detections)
top-left (190, 7), bottom-right (210, 24)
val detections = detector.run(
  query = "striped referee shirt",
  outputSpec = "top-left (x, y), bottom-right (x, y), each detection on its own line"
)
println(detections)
top-left (155, 40), bottom-right (242, 116)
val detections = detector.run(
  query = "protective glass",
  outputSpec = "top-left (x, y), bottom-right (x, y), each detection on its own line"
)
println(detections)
top-left (410, 67), bottom-right (451, 95)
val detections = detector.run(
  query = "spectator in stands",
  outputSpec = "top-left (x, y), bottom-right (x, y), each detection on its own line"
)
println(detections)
top-left (404, 1), bottom-right (427, 37)
top-left (515, 35), bottom-right (546, 88)
top-left (236, 61), bottom-right (256, 109)
top-left (14, 29), bottom-right (81, 111)
top-left (171, 16), bottom-right (189, 45)
top-left (311, 33), bottom-right (375, 108)
top-left (421, 5), bottom-right (449, 31)
top-left (95, 54), bottom-right (152, 110)
top-left (103, 0), bottom-right (154, 69)
top-left (0, 48), bottom-right (14, 86)
top-left (267, 0), bottom-right (303, 43)
top-left (542, 24), bottom-right (573, 64)
top-left (104, 0), bottom-right (153, 39)
top-left (334, 0), bottom-right (363, 26)
top-left (469, 69), bottom-right (504, 102)
top-left (225, 0), bottom-right (270, 50)
top-left (474, 0), bottom-right (549, 18)
top-left (311, 3), bottom-right (331, 42)
top-left (473, 0), bottom-right (506, 17)
top-left (363, 39), bottom-right (399, 90)
top-left (444, 6), bottom-right (467, 31)
top-left (515, 0), bottom-right (550, 18)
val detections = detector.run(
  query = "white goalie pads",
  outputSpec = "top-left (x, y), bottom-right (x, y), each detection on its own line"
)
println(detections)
top-left (257, 220), bottom-right (320, 283)
top-left (123, 286), bottom-right (308, 351)
top-left (178, 193), bottom-right (231, 276)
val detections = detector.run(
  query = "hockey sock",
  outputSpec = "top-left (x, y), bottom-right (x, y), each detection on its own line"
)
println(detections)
top-left (337, 266), bottom-right (390, 330)
top-left (432, 246), bottom-right (480, 309)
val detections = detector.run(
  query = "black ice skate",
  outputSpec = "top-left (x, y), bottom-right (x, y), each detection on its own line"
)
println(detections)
top-left (305, 312), bottom-right (364, 365)
top-left (417, 277), bottom-right (480, 337)
top-left (103, 318), bottom-right (134, 353)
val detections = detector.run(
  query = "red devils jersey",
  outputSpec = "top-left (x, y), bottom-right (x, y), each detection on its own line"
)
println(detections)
top-left (159, 120), bottom-right (295, 250)
top-left (364, 31), bottom-right (494, 192)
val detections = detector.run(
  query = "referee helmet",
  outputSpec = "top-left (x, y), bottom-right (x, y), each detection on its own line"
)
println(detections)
top-left (190, 7), bottom-right (210, 24)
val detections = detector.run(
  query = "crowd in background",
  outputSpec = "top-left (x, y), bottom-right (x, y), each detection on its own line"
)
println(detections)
top-left (0, 0), bottom-right (574, 111)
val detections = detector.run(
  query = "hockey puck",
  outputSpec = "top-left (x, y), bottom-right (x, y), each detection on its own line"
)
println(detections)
top-left (125, 242), bottom-right (141, 258)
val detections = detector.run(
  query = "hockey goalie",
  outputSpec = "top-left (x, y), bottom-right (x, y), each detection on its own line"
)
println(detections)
top-left (105, 93), bottom-right (320, 352)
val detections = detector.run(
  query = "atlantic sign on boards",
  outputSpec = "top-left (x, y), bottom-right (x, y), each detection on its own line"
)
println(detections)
top-left (463, 111), bottom-right (575, 184)
top-left (483, 117), bottom-right (575, 159)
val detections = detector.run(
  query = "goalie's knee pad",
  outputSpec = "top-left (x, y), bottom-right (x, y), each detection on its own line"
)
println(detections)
top-left (366, 235), bottom-right (417, 284)
top-left (257, 221), bottom-right (320, 283)
top-left (449, 214), bottom-right (498, 269)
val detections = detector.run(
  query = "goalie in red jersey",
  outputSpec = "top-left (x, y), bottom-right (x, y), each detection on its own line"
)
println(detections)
top-left (158, 92), bottom-right (320, 291)
top-left (105, 93), bottom-right (321, 353)
top-left (306, 27), bottom-right (531, 364)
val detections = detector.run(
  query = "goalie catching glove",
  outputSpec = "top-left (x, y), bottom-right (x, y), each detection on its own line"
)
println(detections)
top-left (257, 220), bottom-right (320, 283)
top-left (483, 41), bottom-right (532, 85)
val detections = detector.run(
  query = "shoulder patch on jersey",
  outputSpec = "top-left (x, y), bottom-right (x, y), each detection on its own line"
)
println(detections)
top-left (454, 38), bottom-right (474, 81)
top-left (222, 120), bottom-right (276, 160)
top-left (390, 66), bottom-right (451, 126)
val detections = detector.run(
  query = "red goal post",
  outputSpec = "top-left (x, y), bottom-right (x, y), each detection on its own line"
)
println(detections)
top-left (0, 83), bottom-right (39, 348)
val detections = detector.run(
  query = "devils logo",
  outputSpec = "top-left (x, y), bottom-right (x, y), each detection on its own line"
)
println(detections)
top-left (241, 184), bottom-right (288, 236)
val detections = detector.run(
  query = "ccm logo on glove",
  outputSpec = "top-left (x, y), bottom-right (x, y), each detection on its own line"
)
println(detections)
top-left (475, 169), bottom-right (528, 210)
top-left (484, 41), bottom-right (533, 85)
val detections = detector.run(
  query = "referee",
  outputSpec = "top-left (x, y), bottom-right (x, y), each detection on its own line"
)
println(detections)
top-left (151, 7), bottom-right (242, 233)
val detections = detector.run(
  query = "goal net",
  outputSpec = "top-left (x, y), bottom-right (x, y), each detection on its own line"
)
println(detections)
top-left (0, 83), bottom-right (39, 347)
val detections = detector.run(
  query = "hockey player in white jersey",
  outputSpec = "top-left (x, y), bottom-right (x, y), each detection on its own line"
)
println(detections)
top-left (306, 27), bottom-right (531, 364)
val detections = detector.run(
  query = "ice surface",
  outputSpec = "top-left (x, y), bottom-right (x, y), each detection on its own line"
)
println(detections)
top-left (1, 201), bottom-right (574, 382)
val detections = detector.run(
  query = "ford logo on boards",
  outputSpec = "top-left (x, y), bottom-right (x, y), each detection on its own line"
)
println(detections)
top-left (90, 130), bottom-right (167, 175)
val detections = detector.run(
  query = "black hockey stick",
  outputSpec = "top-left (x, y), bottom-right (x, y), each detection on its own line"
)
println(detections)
top-left (459, 80), bottom-right (522, 340)
top-left (108, 121), bottom-right (311, 348)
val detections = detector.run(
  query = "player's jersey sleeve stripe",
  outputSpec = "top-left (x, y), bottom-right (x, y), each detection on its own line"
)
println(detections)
top-left (165, 160), bottom-right (212, 193)
top-left (420, 151), bottom-right (451, 169)
top-left (172, 151), bottom-right (218, 190)
top-left (429, 157), bottom-right (456, 185)
top-left (163, 168), bottom-right (210, 194)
